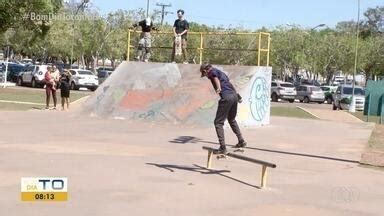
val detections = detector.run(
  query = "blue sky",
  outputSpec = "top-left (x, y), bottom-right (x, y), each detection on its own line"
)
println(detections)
top-left (90, 0), bottom-right (383, 29)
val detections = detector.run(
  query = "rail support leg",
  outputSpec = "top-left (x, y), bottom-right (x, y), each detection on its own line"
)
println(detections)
top-left (261, 165), bottom-right (267, 188)
top-left (207, 150), bottom-right (213, 169)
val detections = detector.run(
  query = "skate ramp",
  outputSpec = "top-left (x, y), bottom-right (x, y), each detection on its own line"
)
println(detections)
top-left (82, 62), bottom-right (272, 126)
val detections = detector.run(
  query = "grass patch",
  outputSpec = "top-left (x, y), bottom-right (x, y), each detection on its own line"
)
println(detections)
top-left (271, 106), bottom-right (317, 119)
top-left (0, 87), bottom-right (90, 111)
top-left (360, 124), bottom-right (384, 167)
top-left (352, 112), bottom-right (382, 124)
top-left (368, 125), bottom-right (384, 150)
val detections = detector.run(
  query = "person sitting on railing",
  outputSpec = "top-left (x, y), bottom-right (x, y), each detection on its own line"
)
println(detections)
top-left (171, 9), bottom-right (189, 64)
top-left (131, 17), bottom-right (158, 62)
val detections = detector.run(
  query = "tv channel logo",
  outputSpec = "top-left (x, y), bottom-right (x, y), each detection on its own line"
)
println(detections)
top-left (21, 177), bottom-right (68, 201)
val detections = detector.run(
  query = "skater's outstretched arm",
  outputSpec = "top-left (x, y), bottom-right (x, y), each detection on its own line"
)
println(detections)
top-left (211, 77), bottom-right (221, 94)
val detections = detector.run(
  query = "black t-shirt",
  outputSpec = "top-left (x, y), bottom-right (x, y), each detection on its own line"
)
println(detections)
top-left (138, 20), bottom-right (153, 32)
top-left (173, 19), bottom-right (189, 39)
top-left (60, 73), bottom-right (71, 88)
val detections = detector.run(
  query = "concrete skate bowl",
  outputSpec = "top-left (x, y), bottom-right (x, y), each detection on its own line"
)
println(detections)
top-left (82, 62), bottom-right (272, 126)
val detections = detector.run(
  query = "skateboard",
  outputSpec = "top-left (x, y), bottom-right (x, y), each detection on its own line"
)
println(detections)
top-left (214, 147), bottom-right (245, 159)
top-left (175, 35), bottom-right (182, 56)
top-left (215, 153), bottom-right (228, 159)
top-left (233, 147), bottom-right (245, 153)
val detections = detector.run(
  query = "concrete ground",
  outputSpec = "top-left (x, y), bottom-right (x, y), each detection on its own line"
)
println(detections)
top-left (0, 111), bottom-right (383, 216)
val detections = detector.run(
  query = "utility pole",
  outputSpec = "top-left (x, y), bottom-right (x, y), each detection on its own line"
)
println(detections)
top-left (156, 3), bottom-right (172, 25)
top-left (350, 0), bottom-right (360, 113)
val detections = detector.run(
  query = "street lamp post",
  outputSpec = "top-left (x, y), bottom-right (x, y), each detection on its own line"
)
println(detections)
top-left (285, 23), bottom-right (325, 83)
top-left (146, 0), bottom-right (150, 17)
top-left (349, 0), bottom-right (360, 113)
top-left (311, 24), bottom-right (326, 31)
top-left (301, 24), bottom-right (326, 82)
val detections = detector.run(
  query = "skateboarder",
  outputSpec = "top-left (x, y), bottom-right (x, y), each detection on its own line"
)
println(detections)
top-left (200, 63), bottom-right (247, 154)
top-left (131, 17), bottom-right (158, 62)
top-left (171, 9), bottom-right (189, 64)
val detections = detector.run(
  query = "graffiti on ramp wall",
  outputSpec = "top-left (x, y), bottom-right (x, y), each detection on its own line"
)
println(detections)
top-left (249, 77), bottom-right (269, 121)
top-left (84, 62), bottom-right (272, 126)
top-left (237, 67), bottom-right (272, 126)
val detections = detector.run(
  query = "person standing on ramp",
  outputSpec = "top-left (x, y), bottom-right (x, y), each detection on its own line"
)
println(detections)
top-left (200, 63), bottom-right (247, 154)
top-left (131, 17), bottom-right (158, 62)
top-left (171, 9), bottom-right (189, 64)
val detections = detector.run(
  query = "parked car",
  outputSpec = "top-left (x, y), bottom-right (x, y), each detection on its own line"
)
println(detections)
top-left (333, 76), bottom-right (345, 85)
top-left (69, 69), bottom-right (98, 91)
top-left (17, 65), bottom-right (50, 88)
top-left (97, 70), bottom-right (113, 85)
top-left (301, 79), bottom-right (321, 86)
top-left (7, 63), bottom-right (25, 82)
top-left (296, 85), bottom-right (325, 103)
top-left (97, 67), bottom-right (114, 85)
top-left (0, 64), bottom-right (4, 82)
top-left (96, 66), bottom-right (114, 73)
top-left (320, 86), bottom-right (338, 104)
top-left (54, 63), bottom-right (73, 74)
top-left (20, 59), bottom-right (33, 65)
top-left (271, 81), bottom-right (296, 103)
top-left (294, 79), bottom-right (321, 87)
top-left (332, 85), bottom-right (365, 111)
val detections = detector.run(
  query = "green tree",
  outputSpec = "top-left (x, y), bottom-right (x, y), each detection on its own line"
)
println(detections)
top-left (359, 36), bottom-right (384, 80)
top-left (0, 0), bottom-right (62, 36)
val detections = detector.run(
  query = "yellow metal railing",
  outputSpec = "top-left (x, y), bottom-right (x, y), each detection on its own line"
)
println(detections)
top-left (127, 31), bottom-right (271, 66)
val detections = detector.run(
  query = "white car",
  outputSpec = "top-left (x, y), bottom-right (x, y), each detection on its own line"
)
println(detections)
top-left (271, 81), bottom-right (297, 103)
top-left (69, 69), bottom-right (99, 91)
top-left (333, 85), bottom-right (365, 111)
top-left (296, 85), bottom-right (325, 103)
top-left (18, 65), bottom-right (50, 88)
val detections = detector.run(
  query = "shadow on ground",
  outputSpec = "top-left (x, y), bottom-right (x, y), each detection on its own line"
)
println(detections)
top-left (146, 163), bottom-right (261, 189)
top-left (169, 136), bottom-right (360, 164)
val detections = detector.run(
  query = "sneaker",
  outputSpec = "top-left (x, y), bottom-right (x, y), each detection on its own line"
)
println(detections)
top-left (234, 141), bottom-right (247, 148)
top-left (213, 146), bottom-right (227, 154)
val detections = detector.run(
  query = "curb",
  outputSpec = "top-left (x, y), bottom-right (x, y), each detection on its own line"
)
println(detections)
top-left (295, 106), bottom-right (321, 119)
top-left (342, 111), bottom-right (365, 123)
top-left (71, 95), bottom-right (90, 105)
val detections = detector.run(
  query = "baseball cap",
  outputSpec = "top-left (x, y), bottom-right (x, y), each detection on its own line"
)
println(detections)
top-left (200, 63), bottom-right (212, 77)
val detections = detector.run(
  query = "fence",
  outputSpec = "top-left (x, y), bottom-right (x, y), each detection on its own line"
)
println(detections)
top-left (126, 31), bottom-right (271, 66)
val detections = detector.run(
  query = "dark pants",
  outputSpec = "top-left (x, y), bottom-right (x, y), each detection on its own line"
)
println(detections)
top-left (214, 93), bottom-right (244, 149)
top-left (46, 84), bottom-right (57, 108)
